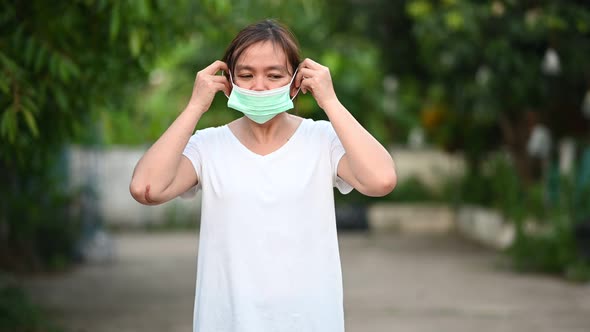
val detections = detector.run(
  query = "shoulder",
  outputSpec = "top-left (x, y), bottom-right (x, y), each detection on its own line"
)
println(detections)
top-left (299, 118), bottom-right (335, 137)
top-left (186, 125), bottom-right (231, 156)
top-left (190, 125), bottom-right (229, 142)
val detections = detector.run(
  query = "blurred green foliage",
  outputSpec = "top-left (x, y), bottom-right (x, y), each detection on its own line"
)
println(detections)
top-left (447, 151), bottom-right (590, 281)
top-left (1, 0), bottom-right (195, 161)
top-left (331, 0), bottom-right (590, 177)
top-left (100, 0), bottom-right (386, 145)
top-left (0, 281), bottom-right (63, 332)
top-left (2, 0), bottom-right (590, 282)
top-left (0, 0), bottom-right (196, 270)
top-left (329, 0), bottom-right (590, 280)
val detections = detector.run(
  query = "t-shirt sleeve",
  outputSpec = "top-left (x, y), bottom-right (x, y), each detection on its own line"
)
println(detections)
top-left (325, 122), bottom-right (354, 195)
top-left (180, 130), bottom-right (204, 197)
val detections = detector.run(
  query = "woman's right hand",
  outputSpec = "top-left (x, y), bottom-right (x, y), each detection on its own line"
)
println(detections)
top-left (187, 60), bottom-right (231, 114)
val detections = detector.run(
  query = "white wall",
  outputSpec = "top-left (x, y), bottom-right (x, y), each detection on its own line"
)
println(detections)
top-left (389, 146), bottom-right (465, 190)
top-left (68, 146), bottom-right (201, 227)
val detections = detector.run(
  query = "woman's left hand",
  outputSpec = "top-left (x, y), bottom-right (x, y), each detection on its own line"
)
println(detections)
top-left (295, 58), bottom-right (340, 110)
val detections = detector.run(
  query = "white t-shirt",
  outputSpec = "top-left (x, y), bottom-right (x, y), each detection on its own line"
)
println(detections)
top-left (182, 118), bottom-right (353, 332)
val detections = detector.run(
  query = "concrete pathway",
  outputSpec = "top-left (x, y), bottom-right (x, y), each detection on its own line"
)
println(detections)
top-left (24, 232), bottom-right (590, 332)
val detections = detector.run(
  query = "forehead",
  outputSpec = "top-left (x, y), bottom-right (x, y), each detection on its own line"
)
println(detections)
top-left (236, 41), bottom-right (288, 69)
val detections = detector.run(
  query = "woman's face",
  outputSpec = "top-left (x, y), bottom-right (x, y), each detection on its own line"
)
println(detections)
top-left (233, 41), bottom-right (293, 91)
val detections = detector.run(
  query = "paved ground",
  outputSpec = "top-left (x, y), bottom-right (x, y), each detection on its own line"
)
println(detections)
top-left (24, 231), bottom-right (590, 332)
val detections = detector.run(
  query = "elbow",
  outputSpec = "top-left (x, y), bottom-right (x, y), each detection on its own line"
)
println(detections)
top-left (129, 180), bottom-right (158, 205)
top-left (369, 155), bottom-right (397, 197)
top-left (129, 180), bottom-right (146, 204)
top-left (378, 171), bottom-right (397, 196)
top-left (368, 169), bottom-right (397, 197)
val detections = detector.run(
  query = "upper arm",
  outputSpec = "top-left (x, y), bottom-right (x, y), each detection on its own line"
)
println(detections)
top-left (337, 153), bottom-right (396, 197)
top-left (337, 154), bottom-right (387, 197)
top-left (158, 156), bottom-right (199, 201)
top-left (136, 156), bottom-right (198, 206)
top-left (336, 154), bottom-right (364, 194)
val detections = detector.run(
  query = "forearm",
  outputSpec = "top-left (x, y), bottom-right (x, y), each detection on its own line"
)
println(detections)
top-left (130, 105), bottom-right (203, 199)
top-left (323, 100), bottom-right (396, 188)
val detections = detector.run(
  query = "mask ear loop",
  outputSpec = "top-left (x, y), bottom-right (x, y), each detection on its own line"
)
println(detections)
top-left (290, 67), bottom-right (301, 100)
top-left (221, 70), bottom-right (232, 98)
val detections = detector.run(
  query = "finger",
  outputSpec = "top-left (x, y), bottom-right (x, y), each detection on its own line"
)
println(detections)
top-left (295, 70), bottom-right (316, 89)
top-left (299, 78), bottom-right (313, 95)
top-left (211, 75), bottom-right (230, 84)
top-left (214, 82), bottom-right (230, 97)
top-left (295, 67), bottom-right (315, 88)
top-left (202, 60), bottom-right (229, 75)
top-left (211, 75), bottom-right (231, 95)
top-left (299, 58), bottom-right (322, 70)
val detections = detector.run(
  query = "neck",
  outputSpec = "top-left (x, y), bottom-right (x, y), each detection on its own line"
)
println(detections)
top-left (242, 113), bottom-right (291, 144)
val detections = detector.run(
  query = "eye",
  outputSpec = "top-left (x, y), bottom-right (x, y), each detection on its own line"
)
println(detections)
top-left (269, 74), bottom-right (284, 80)
top-left (238, 74), bottom-right (253, 79)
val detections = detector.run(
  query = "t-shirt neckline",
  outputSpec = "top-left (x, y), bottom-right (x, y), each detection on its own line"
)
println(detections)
top-left (224, 118), bottom-right (308, 159)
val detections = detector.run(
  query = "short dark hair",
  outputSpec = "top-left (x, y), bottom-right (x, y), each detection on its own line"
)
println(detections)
top-left (222, 19), bottom-right (301, 76)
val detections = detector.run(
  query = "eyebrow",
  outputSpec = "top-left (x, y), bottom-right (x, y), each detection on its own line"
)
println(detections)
top-left (235, 65), bottom-right (289, 73)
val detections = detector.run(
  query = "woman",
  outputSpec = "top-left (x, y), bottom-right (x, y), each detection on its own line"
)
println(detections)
top-left (130, 19), bottom-right (396, 332)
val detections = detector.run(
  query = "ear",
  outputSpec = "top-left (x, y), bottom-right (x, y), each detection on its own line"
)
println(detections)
top-left (290, 85), bottom-right (298, 98)
top-left (223, 70), bottom-right (232, 82)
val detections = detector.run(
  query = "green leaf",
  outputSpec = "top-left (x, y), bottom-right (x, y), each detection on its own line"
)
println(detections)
top-left (0, 76), bottom-right (9, 94)
top-left (97, 0), bottom-right (109, 11)
top-left (34, 46), bottom-right (47, 73)
top-left (406, 0), bottom-right (433, 19)
top-left (137, 0), bottom-right (152, 20)
top-left (129, 29), bottom-right (142, 57)
top-left (1, 106), bottom-right (17, 142)
top-left (24, 37), bottom-right (36, 67)
top-left (57, 57), bottom-right (69, 83)
top-left (22, 109), bottom-right (39, 138)
top-left (0, 51), bottom-right (20, 73)
top-left (445, 10), bottom-right (464, 31)
top-left (545, 13), bottom-right (568, 31)
top-left (22, 96), bottom-right (39, 113)
top-left (213, 0), bottom-right (231, 15)
top-left (577, 19), bottom-right (589, 33)
top-left (0, 107), bottom-right (11, 137)
top-left (110, 2), bottom-right (121, 42)
top-left (54, 87), bottom-right (68, 110)
top-left (12, 24), bottom-right (25, 49)
top-left (320, 51), bottom-right (343, 75)
top-left (48, 53), bottom-right (58, 77)
top-left (63, 58), bottom-right (81, 79)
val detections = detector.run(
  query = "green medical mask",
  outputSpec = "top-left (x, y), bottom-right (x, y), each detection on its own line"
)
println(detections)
top-left (226, 69), bottom-right (300, 124)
